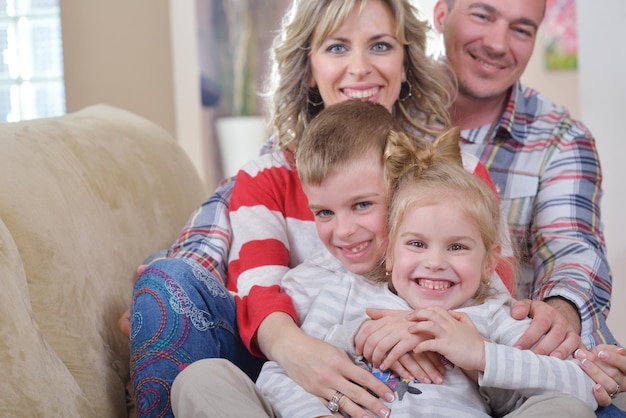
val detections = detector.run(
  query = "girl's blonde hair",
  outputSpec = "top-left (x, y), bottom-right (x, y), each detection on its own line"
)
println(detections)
top-left (265, 0), bottom-right (454, 152)
top-left (296, 100), bottom-right (425, 188)
top-left (376, 128), bottom-right (505, 304)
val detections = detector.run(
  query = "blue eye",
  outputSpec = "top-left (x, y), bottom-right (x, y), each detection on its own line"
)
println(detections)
top-left (371, 42), bottom-right (391, 53)
top-left (315, 209), bottom-right (334, 219)
top-left (355, 201), bottom-right (372, 210)
top-left (326, 44), bottom-right (348, 54)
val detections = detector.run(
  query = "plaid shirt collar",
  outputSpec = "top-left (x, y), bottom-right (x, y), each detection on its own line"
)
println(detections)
top-left (465, 80), bottom-right (532, 145)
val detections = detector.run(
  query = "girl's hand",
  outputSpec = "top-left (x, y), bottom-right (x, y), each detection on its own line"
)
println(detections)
top-left (575, 345), bottom-right (625, 407)
top-left (408, 307), bottom-right (486, 372)
top-left (261, 313), bottom-right (394, 418)
top-left (510, 298), bottom-right (581, 359)
top-left (355, 308), bottom-right (445, 383)
top-left (390, 351), bottom-right (445, 384)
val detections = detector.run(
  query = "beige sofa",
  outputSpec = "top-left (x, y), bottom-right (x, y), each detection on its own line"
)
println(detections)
top-left (0, 105), bottom-right (206, 417)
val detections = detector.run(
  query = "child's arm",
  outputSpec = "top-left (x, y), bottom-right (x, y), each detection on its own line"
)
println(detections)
top-left (409, 302), bottom-right (598, 414)
top-left (261, 260), bottom-right (395, 418)
top-left (228, 152), bottom-right (320, 354)
top-left (480, 342), bottom-right (597, 415)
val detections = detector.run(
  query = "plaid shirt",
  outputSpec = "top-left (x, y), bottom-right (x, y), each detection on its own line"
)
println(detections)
top-left (166, 177), bottom-right (234, 286)
top-left (459, 81), bottom-right (616, 347)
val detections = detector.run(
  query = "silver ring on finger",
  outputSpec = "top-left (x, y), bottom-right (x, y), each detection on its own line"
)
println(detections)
top-left (327, 391), bottom-right (344, 412)
top-left (609, 382), bottom-right (620, 399)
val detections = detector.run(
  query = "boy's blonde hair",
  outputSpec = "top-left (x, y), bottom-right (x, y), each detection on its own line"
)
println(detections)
top-left (296, 100), bottom-right (425, 188)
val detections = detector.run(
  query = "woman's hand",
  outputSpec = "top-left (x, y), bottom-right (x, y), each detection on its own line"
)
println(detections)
top-left (117, 264), bottom-right (147, 344)
top-left (355, 308), bottom-right (445, 384)
top-left (118, 264), bottom-right (148, 340)
top-left (118, 309), bottom-right (131, 340)
top-left (510, 298), bottom-right (581, 358)
top-left (575, 345), bottom-right (625, 407)
top-left (408, 307), bottom-right (486, 372)
top-left (258, 312), bottom-right (394, 418)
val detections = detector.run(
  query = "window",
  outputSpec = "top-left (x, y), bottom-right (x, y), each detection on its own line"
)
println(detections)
top-left (0, 0), bottom-right (65, 122)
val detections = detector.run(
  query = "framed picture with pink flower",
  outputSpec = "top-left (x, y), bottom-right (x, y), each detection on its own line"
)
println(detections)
top-left (544, 0), bottom-right (578, 70)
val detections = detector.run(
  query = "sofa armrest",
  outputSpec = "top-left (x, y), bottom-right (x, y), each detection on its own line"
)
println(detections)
top-left (0, 105), bottom-right (205, 417)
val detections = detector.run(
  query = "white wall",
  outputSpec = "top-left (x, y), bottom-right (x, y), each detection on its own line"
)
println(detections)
top-left (168, 0), bottom-right (212, 189)
top-left (522, 29), bottom-right (580, 119)
top-left (60, 0), bottom-right (175, 133)
top-left (60, 0), bottom-right (213, 192)
top-left (577, 0), bottom-right (626, 345)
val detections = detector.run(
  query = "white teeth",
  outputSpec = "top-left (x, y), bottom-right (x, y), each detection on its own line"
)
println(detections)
top-left (417, 280), bottom-right (451, 290)
top-left (476, 57), bottom-right (499, 69)
top-left (344, 87), bottom-right (377, 99)
top-left (346, 242), bottom-right (368, 253)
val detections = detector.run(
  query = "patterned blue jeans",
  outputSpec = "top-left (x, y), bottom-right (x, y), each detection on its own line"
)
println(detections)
top-left (130, 257), bottom-right (265, 417)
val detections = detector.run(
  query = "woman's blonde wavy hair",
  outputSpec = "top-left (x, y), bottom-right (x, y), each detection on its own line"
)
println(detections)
top-left (264, 0), bottom-right (455, 153)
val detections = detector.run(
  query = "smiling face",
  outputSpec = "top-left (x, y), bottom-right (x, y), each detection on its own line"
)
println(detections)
top-left (388, 196), bottom-right (493, 310)
top-left (303, 148), bottom-right (388, 275)
top-left (309, 0), bottom-right (406, 111)
top-left (433, 0), bottom-right (544, 103)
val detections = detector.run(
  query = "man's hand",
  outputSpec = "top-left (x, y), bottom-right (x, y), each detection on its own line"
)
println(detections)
top-left (511, 298), bottom-right (581, 358)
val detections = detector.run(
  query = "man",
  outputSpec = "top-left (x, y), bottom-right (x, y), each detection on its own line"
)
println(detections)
top-left (432, 0), bottom-right (625, 410)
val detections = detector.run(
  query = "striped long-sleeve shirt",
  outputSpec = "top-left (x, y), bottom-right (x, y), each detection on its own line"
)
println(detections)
top-left (459, 81), bottom-right (616, 347)
top-left (256, 249), bottom-right (597, 418)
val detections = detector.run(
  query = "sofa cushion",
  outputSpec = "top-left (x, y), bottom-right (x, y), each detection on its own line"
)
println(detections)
top-left (0, 105), bottom-right (205, 417)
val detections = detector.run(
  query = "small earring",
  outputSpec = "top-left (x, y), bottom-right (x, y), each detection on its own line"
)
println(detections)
top-left (399, 81), bottom-right (412, 102)
top-left (307, 87), bottom-right (324, 107)
top-left (385, 270), bottom-right (391, 277)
